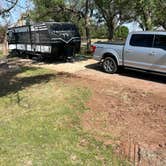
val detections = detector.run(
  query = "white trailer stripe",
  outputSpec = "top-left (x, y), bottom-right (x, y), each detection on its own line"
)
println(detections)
top-left (17, 44), bottom-right (26, 50)
top-left (9, 44), bottom-right (16, 50)
top-left (9, 44), bottom-right (51, 53)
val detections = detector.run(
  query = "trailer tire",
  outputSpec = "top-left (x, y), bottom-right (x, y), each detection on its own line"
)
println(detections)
top-left (10, 49), bottom-right (20, 57)
top-left (102, 57), bottom-right (118, 74)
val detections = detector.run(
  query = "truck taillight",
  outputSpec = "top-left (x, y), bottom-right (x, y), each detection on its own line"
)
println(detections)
top-left (91, 45), bottom-right (96, 53)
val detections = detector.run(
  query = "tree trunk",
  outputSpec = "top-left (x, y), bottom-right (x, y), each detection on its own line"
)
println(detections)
top-left (106, 21), bottom-right (114, 40)
top-left (145, 19), bottom-right (153, 31)
top-left (142, 10), bottom-right (153, 31)
top-left (3, 33), bottom-right (8, 56)
top-left (162, 24), bottom-right (166, 30)
top-left (85, 0), bottom-right (91, 53)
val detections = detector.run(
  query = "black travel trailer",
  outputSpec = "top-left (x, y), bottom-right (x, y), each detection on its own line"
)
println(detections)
top-left (7, 22), bottom-right (81, 60)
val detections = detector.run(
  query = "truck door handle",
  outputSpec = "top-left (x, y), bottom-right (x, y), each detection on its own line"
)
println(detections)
top-left (149, 52), bottom-right (155, 56)
top-left (126, 49), bottom-right (132, 53)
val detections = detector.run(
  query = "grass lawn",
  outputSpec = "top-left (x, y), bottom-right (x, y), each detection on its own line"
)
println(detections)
top-left (0, 65), bottom-right (128, 165)
top-left (0, 50), bottom-right (3, 59)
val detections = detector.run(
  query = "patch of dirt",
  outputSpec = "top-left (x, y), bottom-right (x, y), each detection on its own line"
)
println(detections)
top-left (35, 59), bottom-right (95, 73)
top-left (75, 70), bottom-right (166, 166)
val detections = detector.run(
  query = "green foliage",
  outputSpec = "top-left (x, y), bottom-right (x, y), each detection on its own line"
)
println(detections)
top-left (90, 24), bottom-right (108, 39)
top-left (129, 0), bottom-right (166, 30)
top-left (0, 50), bottom-right (3, 59)
top-left (30, 0), bottom-right (166, 40)
top-left (94, 0), bottom-right (132, 39)
top-left (132, 0), bottom-right (155, 30)
top-left (31, 0), bottom-right (68, 22)
top-left (153, 0), bottom-right (166, 30)
top-left (114, 26), bottom-right (129, 40)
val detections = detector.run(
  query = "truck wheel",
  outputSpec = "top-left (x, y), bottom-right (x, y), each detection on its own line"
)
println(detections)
top-left (102, 57), bottom-right (118, 74)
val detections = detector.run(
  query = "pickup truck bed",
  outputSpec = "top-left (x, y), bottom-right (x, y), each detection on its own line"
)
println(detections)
top-left (96, 41), bottom-right (125, 45)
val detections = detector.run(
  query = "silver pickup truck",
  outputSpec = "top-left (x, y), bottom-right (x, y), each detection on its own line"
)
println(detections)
top-left (92, 31), bottom-right (166, 74)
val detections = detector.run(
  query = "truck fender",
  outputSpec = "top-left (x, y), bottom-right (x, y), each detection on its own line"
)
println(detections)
top-left (101, 49), bottom-right (120, 65)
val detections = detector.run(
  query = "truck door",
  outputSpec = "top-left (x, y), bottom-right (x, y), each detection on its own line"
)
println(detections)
top-left (124, 34), bottom-right (154, 70)
top-left (151, 35), bottom-right (166, 73)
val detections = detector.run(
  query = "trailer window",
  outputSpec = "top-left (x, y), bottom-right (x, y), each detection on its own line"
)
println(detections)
top-left (130, 34), bottom-right (154, 47)
top-left (154, 35), bottom-right (166, 50)
top-left (62, 24), bottom-right (77, 31)
top-left (50, 24), bottom-right (77, 31)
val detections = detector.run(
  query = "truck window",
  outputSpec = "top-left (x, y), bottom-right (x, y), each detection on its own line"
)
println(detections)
top-left (154, 35), bottom-right (166, 50)
top-left (130, 34), bottom-right (154, 47)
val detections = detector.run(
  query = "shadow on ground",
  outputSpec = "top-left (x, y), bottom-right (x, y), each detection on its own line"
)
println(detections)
top-left (85, 63), bottom-right (166, 84)
top-left (0, 66), bottom-right (55, 97)
top-left (41, 54), bottom-right (92, 64)
top-left (8, 53), bottom-right (92, 65)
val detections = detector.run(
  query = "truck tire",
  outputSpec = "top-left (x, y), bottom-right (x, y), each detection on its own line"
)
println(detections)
top-left (102, 57), bottom-right (118, 74)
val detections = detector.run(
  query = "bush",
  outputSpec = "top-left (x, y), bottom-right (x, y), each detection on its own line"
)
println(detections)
top-left (114, 26), bottom-right (129, 41)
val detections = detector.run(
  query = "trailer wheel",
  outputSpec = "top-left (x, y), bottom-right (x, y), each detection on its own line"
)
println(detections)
top-left (10, 49), bottom-right (20, 57)
top-left (28, 54), bottom-right (33, 59)
top-left (102, 57), bottom-right (118, 74)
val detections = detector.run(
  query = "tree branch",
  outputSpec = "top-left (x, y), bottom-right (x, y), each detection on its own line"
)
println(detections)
top-left (0, 0), bottom-right (18, 16)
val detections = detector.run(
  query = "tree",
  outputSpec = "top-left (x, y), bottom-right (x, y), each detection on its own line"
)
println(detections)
top-left (0, 0), bottom-right (19, 56)
top-left (0, 26), bottom-right (6, 43)
top-left (0, 25), bottom-right (8, 56)
top-left (67, 0), bottom-right (94, 51)
top-left (94, 0), bottom-right (131, 40)
top-left (128, 0), bottom-right (166, 31)
top-left (122, 0), bottom-right (166, 31)
top-left (131, 0), bottom-right (155, 31)
top-left (153, 0), bottom-right (166, 30)
top-left (90, 23), bottom-right (108, 39)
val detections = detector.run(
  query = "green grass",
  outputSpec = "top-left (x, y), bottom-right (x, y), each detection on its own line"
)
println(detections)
top-left (0, 66), bottom-right (128, 165)
top-left (0, 50), bottom-right (3, 59)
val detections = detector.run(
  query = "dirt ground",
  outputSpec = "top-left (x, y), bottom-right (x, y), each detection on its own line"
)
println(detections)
top-left (78, 68), bottom-right (166, 166)
top-left (35, 58), bottom-right (166, 165)
top-left (1, 58), bottom-right (166, 165)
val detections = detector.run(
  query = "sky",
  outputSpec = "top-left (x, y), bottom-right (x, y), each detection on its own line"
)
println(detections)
top-left (0, 0), bottom-right (141, 32)
top-left (10, 0), bottom-right (28, 23)
top-left (124, 22), bottom-right (142, 32)
top-left (0, 0), bottom-right (33, 26)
